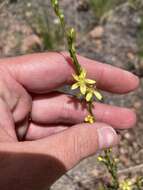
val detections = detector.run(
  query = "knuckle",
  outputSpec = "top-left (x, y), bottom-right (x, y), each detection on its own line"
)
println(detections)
top-left (61, 96), bottom-right (82, 123)
top-left (0, 78), bottom-right (9, 101)
top-left (0, 67), bottom-right (22, 111)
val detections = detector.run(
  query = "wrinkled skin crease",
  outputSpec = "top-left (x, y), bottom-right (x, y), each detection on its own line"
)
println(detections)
top-left (0, 66), bottom-right (32, 141)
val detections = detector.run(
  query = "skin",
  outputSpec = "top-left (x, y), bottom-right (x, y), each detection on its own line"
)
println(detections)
top-left (0, 52), bottom-right (139, 190)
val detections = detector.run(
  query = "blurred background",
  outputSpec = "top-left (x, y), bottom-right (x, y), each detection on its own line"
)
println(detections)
top-left (0, 0), bottom-right (143, 189)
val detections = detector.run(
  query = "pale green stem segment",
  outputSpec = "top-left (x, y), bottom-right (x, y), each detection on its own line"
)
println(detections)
top-left (50, 1), bottom-right (128, 190)
top-left (66, 28), bottom-right (81, 75)
top-left (104, 150), bottom-right (119, 189)
top-left (51, 0), bottom-right (65, 28)
top-left (51, 0), bottom-right (81, 75)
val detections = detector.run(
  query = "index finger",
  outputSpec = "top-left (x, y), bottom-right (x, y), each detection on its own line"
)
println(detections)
top-left (1, 52), bottom-right (139, 93)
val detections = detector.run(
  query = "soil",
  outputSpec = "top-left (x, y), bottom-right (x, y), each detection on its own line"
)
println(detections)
top-left (0, 0), bottom-right (143, 189)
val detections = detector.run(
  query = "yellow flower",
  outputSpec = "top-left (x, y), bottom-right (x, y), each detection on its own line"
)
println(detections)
top-left (86, 87), bottom-right (103, 102)
top-left (98, 156), bottom-right (106, 162)
top-left (120, 180), bottom-right (133, 190)
top-left (71, 69), bottom-right (96, 95)
top-left (84, 115), bottom-right (95, 124)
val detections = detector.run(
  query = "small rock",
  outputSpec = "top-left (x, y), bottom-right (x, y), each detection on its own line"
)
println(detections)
top-left (91, 169), bottom-right (99, 177)
top-left (27, 2), bottom-right (32, 7)
top-left (25, 11), bottom-right (33, 18)
top-left (134, 101), bottom-right (141, 109)
top-left (127, 52), bottom-right (135, 61)
top-left (89, 26), bottom-right (104, 39)
top-left (95, 39), bottom-right (102, 51)
top-left (120, 147), bottom-right (127, 155)
top-left (124, 132), bottom-right (131, 140)
top-left (21, 34), bottom-right (42, 53)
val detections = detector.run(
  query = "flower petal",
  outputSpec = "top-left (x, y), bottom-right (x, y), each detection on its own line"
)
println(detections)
top-left (84, 115), bottom-right (95, 124)
top-left (71, 83), bottom-right (79, 90)
top-left (84, 116), bottom-right (88, 122)
top-left (72, 74), bottom-right (79, 81)
top-left (80, 84), bottom-right (86, 95)
top-left (86, 92), bottom-right (93, 102)
top-left (89, 118), bottom-right (94, 124)
top-left (94, 91), bottom-right (103, 100)
top-left (85, 79), bottom-right (96, 84)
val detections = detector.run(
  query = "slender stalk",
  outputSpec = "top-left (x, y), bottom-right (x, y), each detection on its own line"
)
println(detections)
top-left (66, 28), bottom-right (81, 75)
top-left (51, 1), bottom-right (120, 189)
top-left (104, 150), bottom-right (119, 189)
top-left (51, 0), bottom-right (81, 74)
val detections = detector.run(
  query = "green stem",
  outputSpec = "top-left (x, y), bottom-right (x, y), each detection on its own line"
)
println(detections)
top-left (68, 48), bottom-right (81, 75)
top-left (51, 1), bottom-right (120, 189)
top-left (87, 101), bottom-right (94, 116)
top-left (104, 150), bottom-right (119, 189)
top-left (51, 0), bottom-right (81, 75)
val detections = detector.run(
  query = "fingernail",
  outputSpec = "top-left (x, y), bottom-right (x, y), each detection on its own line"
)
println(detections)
top-left (97, 126), bottom-right (118, 149)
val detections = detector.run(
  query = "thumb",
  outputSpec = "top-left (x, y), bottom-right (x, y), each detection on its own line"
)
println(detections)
top-left (0, 123), bottom-right (119, 189)
top-left (36, 123), bottom-right (119, 170)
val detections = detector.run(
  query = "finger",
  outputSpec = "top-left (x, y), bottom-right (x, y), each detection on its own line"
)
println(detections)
top-left (0, 98), bottom-right (17, 141)
top-left (62, 52), bottom-right (140, 93)
top-left (3, 123), bottom-right (119, 170)
top-left (0, 67), bottom-right (31, 124)
top-left (25, 123), bottom-right (68, 140)
top-left (1, 123), bottom-right (118, 189)
top-left (31, 94), bottom-right (136, 129)
top-left (27, 123), bottom-right (119, 170)
top-left (1, 52), bottom-right (139, 93)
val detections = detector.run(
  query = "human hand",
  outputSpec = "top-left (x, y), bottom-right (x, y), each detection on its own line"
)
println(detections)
top-left (0, 52), bottom-right (139, 190)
